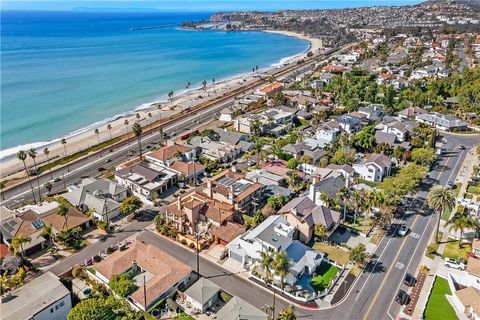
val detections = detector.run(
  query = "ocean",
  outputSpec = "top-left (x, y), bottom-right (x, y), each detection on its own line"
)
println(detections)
top-left (0, 11), bottom-right (308, 153)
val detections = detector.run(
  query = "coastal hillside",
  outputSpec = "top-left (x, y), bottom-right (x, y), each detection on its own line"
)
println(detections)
top-left (184, 1), bottom-right (479, 48)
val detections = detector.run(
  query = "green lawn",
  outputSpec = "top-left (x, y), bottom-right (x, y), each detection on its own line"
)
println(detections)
top-left (174, 313), bottom-right (195, 320)
top-left (343, 216), bottom-right (373, 234)
top-left (424, 277), bottom-right (458, 320)
top-left (310, 262), bottom-right (339, 292)
top-left (442, 238), bottom-right (472, 261)
top-left (425, 232), bottom-right (443, 259)
top-left (312, 242), bottom-right (350, 265)
top-left (467, 184), bottom-right (480, 195)
top-left (441, 208), bottom-right (452, 221)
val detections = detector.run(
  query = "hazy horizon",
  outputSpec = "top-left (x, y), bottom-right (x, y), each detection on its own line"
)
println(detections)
top-left (2, 0), bottom-right (424, 12)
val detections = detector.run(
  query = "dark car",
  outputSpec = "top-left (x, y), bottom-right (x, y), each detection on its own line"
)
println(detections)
top-left (458, 145), bottom-right (465, 150)
top-left (396, 290), bottom-right (410, 305)
top-left (404, 273), bottom-right (416, 287)
top-left (97, 167), bottom-right (106, 172)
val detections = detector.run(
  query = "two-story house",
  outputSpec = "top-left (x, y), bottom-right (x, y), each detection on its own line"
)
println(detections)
top-left (202, 169), bottom-right (264, 214)
top-left (353, 153), bottom-right (392, 182)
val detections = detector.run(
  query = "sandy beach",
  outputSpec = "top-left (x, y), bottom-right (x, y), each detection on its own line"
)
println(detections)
top-left (0, 30), bottom-right (321, 184)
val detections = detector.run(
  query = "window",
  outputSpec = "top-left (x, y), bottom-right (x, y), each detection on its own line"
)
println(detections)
top-left (60, 301), bottom-right (65, 307)
top-left (50, 308), bottom-right (54, 313)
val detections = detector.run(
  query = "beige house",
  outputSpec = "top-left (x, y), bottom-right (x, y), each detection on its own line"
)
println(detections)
top-left (278, 196), bottom-right (341, 243)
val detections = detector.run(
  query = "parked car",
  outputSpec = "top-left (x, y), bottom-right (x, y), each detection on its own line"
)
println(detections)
top-left (447, 181), bottom-right (454, 189)
top-left (396, 290), bottom-right (410, 305)
top-left (404, 273), bottom-right (416, 287)
top-left (398, 225), bottom-right (409, 236)
top-left (444, 258), bottom-right (465, 270)
top-left (105, 158), bottom-right (112, 163)
top-left (247, 159), bottom-right (256, 166)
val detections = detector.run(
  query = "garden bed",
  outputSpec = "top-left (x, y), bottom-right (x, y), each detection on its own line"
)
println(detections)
top-left (312, 242), bottom-right (349, 265)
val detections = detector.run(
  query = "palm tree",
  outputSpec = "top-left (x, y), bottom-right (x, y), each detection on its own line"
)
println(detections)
top-left (61, 138), bottom-right (70, 172)
top-left (147, 112), bottom-right (152, 127)
top-left (57, 202), bottom-right (69, 230)
top-left (124, 119), bottom-right (130, 144)
top-left (17, 151), bottom-right (36, 203)
top-left (259, 251), bottom-right (276, 318)
top-left (107, 124), bottom-right (113, 140)
top-left (43, 147), bottom-right (53, 179)
top-left (337, 186), bottom-right (350, 219)
top-left (40, 223), bottom-right (54, 246)
top-left (273, 251), bottom-right (292, 293)
top-left (28, 148), bottom-right (42, 202)
top-left (94, 128), bottom-right (102, 157)
top-left (11, 234), bottom-right (31, 257)
top-left (44, 182), bottom-right (53, 194)
top-left (428, 185), bottom-right (455, 243)
top-left (132, 122), bottom-right (143, 160)
top-left (361, 190), bottom-right (384, 235)
top-left (250, 119), bottom-right (262, 137)
top-left (448, 213), bottom-right (478, 248)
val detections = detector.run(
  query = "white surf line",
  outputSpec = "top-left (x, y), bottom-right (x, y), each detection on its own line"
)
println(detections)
top-left (355, 150), bottom-right (454, 301)
top-left (3, 98), bottom-right (232, 204)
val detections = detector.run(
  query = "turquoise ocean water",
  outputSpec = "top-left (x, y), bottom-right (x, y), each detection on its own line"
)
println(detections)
top-left (1, 11), bottom-right (308, 153)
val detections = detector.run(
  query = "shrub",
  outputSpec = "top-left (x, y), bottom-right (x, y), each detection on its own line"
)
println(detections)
top-left (72, 265), bottom-right (85, 278)
top-left (109, 274), bottom-right (137, 298)
top-left (189, 242), bottom-right (195, 249)
top-left (181, 239), bottom-right (187, 245)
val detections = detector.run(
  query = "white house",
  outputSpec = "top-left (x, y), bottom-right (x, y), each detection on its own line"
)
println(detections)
top-left (415, 113), bottom-right (468, 131)
top-left (353, 153), bottom-right (392, 182)
top-left (181, 277), bottom-right (220, 314)
top-left (227, 215), bottom-right (324, 286)
top-left (315, 121), bottom-right (340, 146)
top-left (2, 271), bottom-right (72, 320)
top-left (115, 162), bottom-right (178, 203)
top-left (62, 178), bottom-right (127, 222)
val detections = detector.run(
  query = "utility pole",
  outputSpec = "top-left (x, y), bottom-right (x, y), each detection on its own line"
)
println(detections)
top-left (195, 220), bottom-right (200, 280)
top-left (143, 274), bottom-right (147, 310)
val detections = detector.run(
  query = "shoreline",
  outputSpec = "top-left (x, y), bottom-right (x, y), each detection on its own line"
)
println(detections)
top-left (0, 30), bottom-right (320, 179)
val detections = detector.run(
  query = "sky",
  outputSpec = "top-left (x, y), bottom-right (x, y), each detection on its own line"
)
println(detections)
top-left (1, 0), bottom-right (424, 12)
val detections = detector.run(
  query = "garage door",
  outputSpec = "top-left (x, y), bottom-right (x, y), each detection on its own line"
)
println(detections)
top-left (229, 251), bottom-right (243, 264)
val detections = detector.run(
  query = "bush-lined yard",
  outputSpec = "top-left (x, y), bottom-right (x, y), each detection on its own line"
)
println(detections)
top-left (312, 242), bottom-right (350, 265)
top-left (310, 262), bottom-right (339, 292)
top-left (424, 276), bottom-right (458, 320)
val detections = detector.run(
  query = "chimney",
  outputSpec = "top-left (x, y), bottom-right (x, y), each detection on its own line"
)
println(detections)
top-left (206, 180), bottom-right (213, 198)
top-left (229, 185), bottom-right (234, 200)
top-left (177, 196), bottom-right (182, 211)
top-left (231, 165), bottom-right (237, 173)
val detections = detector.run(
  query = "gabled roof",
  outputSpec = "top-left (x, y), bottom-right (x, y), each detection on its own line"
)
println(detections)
top-left (184, 277), bottom-right (220, 306)
top-left (94, 239), bottom-right (192, 309)
top-left (210, 222), bottom-right (245, 243)
top-left (279, 196), bottom-right (340, 229)
top-left (169, 161), bottom-right (205, 176)
top-left (326, 164), bottom-right (354, 175)
top-left (366, 153), bottom-right (391, 168)
top-left (285, 240), bottom-right (323, 274)
top-left (146, 144), bottom-right (192, 162)
top-left (2, 272), bottom-right (70, 320)
top-left (455, 286), bottom-right (480, 316)
top-left (466, 257), bottom-right (480, 277)
top-left (215, 296), bottom-right (268, 320)
top-left (375, 131), bottom-right (397, 147)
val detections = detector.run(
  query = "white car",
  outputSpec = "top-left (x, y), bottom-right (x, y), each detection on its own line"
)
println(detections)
top-left (398, 225), bottom-right (408, 236)
top-left (444, 258), bottom-right (466, 270)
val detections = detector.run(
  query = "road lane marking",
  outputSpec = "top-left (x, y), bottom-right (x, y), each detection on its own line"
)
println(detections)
top-left (361, 149), bottom-right (457, 320)
top-left (395, 262), bottom-right (404, 270)
top-left (410, 232), bottom-right (420, 239)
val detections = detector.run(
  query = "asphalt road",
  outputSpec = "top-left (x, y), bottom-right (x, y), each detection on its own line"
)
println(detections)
top-left (44, 132), bottom-right (478, 319)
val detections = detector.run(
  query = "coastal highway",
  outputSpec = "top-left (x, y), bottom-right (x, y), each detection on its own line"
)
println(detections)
top-left (1, 43), bottom-right (349, 206)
